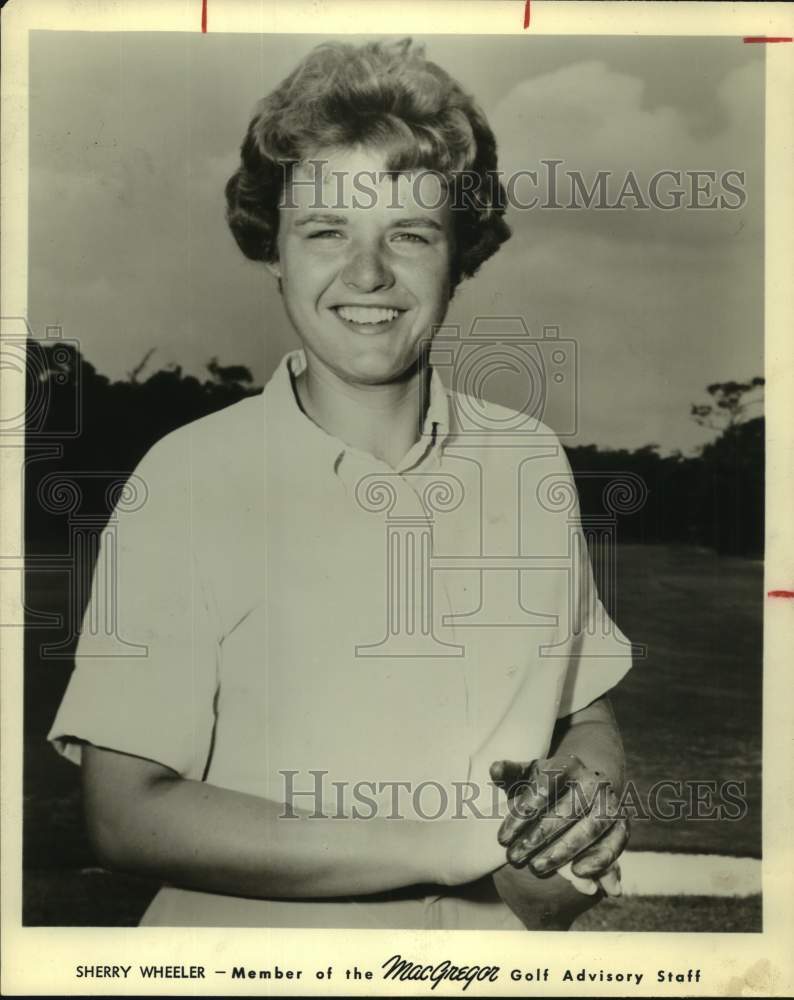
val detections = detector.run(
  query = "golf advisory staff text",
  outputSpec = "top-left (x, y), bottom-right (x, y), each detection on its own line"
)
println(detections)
top-left (74, 960), bottom-right (703, 990)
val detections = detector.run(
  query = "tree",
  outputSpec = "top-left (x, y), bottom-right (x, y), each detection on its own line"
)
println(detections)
top-left (207, 357), bottom-right (254, 385)
top-left (689, 376), bottom-right (765, 557)
top-left (127, 348), bottom-right (157, 384)
top-left (25, 343), bottom-right (262, 554)
top-left (691, 377), bottom-right (764, 432)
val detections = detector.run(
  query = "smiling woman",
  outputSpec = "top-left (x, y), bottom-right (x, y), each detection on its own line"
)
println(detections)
top-left (47, 37), bottom-right (633, 930)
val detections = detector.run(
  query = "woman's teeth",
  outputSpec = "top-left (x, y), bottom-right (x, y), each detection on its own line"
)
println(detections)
top-left (335, 305), bottom-right (400, 325)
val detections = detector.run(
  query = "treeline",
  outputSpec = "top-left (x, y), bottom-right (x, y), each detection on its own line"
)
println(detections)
top-left (24, 342), bottom-right (763, 558)
top-left (567, 423), bottom-right (763, 557)
top-left (25, 341), bottom-right (259, 555)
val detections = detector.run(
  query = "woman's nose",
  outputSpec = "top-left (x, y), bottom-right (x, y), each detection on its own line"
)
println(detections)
top-left (341, 247), bottom-right (395, 293)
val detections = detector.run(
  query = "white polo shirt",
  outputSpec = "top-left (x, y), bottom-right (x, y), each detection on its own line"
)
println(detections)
top-left (48, 348), bottom-right (632, 928)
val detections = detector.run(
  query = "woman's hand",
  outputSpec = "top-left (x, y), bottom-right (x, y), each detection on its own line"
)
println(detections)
top-left (490, 755), bottom-right (629, 894)
top-left (492, 861), bottom-right (607, 930)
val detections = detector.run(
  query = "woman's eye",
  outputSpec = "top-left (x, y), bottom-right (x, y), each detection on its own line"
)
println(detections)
top-left (392, 232), bottom-right (429, 245)
top-left (308, 230), bottom-right (344, 240)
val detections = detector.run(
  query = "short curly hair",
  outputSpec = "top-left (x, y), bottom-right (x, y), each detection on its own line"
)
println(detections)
top-left (225, 38), bottom-right (511, 286)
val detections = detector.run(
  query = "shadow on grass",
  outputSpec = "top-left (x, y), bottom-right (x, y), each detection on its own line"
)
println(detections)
top-left (24, 870), bottom-right (762, 933)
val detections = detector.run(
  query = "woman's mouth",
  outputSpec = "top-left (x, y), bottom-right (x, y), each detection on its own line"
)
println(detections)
top-left (332, 305), bottom-right (405, 331)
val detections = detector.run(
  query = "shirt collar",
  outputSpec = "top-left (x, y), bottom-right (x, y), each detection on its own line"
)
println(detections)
top-left (264, 350), bottom-right (345, 470)
top-left (264, 349), bottom-right (452, 475)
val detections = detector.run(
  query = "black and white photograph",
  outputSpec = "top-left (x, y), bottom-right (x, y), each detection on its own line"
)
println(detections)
top-left (2, 0), bottom-right (793, 995)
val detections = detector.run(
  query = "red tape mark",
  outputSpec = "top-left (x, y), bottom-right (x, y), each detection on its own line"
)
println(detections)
top-left (743, 37), bottom-right (792, 43)
top-left (523, 0), bottom-right (531, 29)
top-left (201, 0), bottom-right (207, 33)
top-left (768, 590), bottom-right (794, 598)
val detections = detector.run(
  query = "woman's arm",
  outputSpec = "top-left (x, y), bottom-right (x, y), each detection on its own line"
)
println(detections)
top-left (549, 694), bottom-right (626, 793)
top-left (82, 744), bottom-right (482, 898)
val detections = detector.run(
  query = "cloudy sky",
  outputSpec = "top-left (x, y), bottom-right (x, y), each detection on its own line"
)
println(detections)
top-left (28, 32), bottom-right (764, 453)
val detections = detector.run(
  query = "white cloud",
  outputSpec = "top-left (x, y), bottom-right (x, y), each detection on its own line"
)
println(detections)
top-left (490, 58), bottom-right (763, 245)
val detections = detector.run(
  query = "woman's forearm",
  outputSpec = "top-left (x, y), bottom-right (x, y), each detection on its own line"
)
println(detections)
top-left (549, 696), bottom-right (625, 793)
top-left (83, 745), bottom-right (437, 899)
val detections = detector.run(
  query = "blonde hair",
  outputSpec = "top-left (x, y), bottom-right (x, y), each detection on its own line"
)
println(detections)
top-left (225, 38), bottom-right (510, 284)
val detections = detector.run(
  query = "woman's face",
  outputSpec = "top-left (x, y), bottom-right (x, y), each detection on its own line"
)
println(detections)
top-left (272, 145), bottom-right (454, 386)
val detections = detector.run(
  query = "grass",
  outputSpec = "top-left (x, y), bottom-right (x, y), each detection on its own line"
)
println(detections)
top-left (22, 870), bottom-right (762, 933)
top-left (573, 893), bottom-right (762, 933)
top-left (600, 544), bottom-right (762, 858)
top-left (21, 543), bottom-right (762, 927)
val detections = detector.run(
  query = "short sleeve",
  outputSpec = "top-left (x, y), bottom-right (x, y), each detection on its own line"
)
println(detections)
top-left (552, 449), bottom-right (634, 719)
top-left (47, 427), bottom-right (220, 778)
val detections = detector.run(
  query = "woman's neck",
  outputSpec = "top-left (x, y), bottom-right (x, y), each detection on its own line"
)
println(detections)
top-left (293, 354), bottom-right (430, 470)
